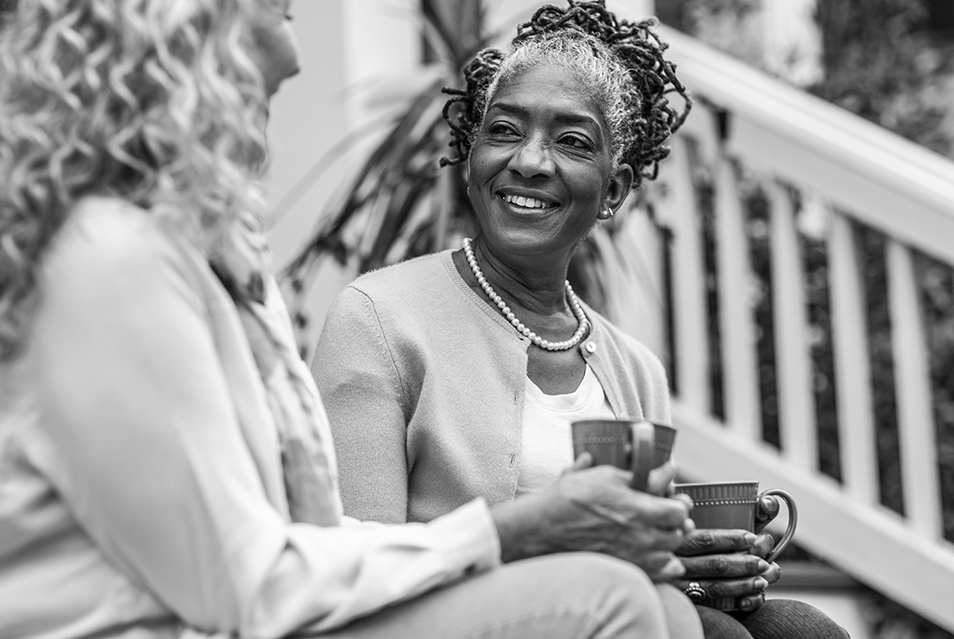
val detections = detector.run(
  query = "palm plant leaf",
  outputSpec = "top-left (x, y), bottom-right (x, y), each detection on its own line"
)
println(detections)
top-left (283, 0), bottom-right (490, 299)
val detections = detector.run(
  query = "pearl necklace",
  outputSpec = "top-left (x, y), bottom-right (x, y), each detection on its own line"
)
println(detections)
top-left (462, 237), bottom-right (590, 351)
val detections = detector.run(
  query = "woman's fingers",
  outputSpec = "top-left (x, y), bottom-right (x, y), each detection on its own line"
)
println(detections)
top-left (679, 552), bottom-right (769, 579)
top-left (652, 524), bottom-right (691, 552)
top-left (736, 590), bottom-right (767, 612)
top-left (736, 559), bottom-right (780, 611)
top-left (647, 555), bottom-right (686, 582)
top-left (749, 531), bottom-right (777, 558)
top-left (646, 461), bottom-right (678, 496)
top-left (674, 575), bottom-right (769, 601)
top-left (634, 551), bottom-right (682, 578)
top-left (674, 559), bottom-right (780, 612)
top-left (760, 561), bottom-right (782, 585)
top-left (562, 452), bottom-right (593, 475)
top-left (676, 528), bottom-right (756, 556)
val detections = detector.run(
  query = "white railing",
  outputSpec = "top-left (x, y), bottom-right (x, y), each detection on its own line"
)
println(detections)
top-left (628, 26), bottom-right (954, 631)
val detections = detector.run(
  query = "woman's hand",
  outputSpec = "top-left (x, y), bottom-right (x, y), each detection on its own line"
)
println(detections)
top-left (566, 454), bottom-right (682, 498)
top-left (673, 529), bottom-right (782, 611)
top-left (492, 462), bottom-right (692, 581)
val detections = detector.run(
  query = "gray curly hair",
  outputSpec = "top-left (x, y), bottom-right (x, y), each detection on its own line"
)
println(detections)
top-left (441, 0), bottom-right (691, 192)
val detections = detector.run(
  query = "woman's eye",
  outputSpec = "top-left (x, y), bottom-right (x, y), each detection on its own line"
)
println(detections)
top-left (487, 122), bottom-right (518, 136)
top-left (559, 135), bottom-right (592, 150)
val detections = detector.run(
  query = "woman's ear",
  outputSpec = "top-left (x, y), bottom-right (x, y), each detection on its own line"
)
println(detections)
top-left (604, 162), bottom-right (635, 215)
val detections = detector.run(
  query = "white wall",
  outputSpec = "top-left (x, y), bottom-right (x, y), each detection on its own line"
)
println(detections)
top-left (266, 0), bottom-right (420, 256)
top-left (264, 1), bottom-right (345, 273)
top-left (264, 0), bottom-right (420, 354)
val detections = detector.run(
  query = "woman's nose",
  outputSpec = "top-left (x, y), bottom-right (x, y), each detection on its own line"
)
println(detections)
top-left (507, 137), bottom-right (555, 178)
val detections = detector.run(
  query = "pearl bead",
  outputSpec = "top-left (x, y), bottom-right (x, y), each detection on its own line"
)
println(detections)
top-left (462, 237), bottom-right (589, 352)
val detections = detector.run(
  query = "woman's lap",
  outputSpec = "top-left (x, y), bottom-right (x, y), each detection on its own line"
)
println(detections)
top-left (321, 553), bottom-right (670, 639)
top-left (740, 598), bottom-right (849, 639)
top-left (697, 599), bottom-right (849, 639)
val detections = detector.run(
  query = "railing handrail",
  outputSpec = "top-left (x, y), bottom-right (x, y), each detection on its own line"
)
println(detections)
top-left (659, 25), bottom-right (954, 266)
top-left (642, 25), bottom-right (954, 633)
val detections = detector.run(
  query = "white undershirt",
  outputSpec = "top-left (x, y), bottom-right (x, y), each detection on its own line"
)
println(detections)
top-left (516, 365), bottom-right (616, 496)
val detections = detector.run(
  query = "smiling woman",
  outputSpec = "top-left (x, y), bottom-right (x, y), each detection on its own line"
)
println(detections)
top-left (312, 0), bottom-right (709, 636)
top-left (312, 2), bottom-right (848, 639)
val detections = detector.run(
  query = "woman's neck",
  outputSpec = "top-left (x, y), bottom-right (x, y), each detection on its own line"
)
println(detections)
top-left (465, 238), bottom-right (572, 316)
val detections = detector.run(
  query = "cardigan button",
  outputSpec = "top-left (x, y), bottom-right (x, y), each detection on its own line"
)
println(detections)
top-left (583, 340), bottom-right (597, 354)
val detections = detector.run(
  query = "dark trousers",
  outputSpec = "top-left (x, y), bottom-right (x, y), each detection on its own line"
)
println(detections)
top-left (697, 598), bottom-right (850, 639)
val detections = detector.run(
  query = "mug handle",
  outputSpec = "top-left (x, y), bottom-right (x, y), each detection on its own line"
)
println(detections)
top-left (760, 488), bottom-right (798, 562)
top-left (629, 421), bottom-right (655, 492)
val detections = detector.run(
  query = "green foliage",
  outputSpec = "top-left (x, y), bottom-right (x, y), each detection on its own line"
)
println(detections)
top-left (680, 2), bottom-right (954, 636)
top-left (811, 0), bottom-right (953, 156)
top-left (811, 0), bottom-right (954, 553)
top-left (0, 0), bottom-right (16, 27)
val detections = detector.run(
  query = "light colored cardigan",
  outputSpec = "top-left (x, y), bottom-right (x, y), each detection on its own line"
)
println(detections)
top-left (314, 249), bottom-right (672, 524)
top-left (0, 200), bottom-right (498, 639)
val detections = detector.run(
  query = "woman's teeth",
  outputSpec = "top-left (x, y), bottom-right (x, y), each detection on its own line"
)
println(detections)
top-left (504, 194), bottom-right (549, 209)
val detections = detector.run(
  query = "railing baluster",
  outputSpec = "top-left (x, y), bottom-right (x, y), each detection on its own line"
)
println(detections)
top-left (666, 136), bottom-right (711, 413)
top-left (829, 212), bottom-right (878, 503)
top-left (658, 27), bottom-right (954, 630)
top-left (886, 239), bottom-right (942, 537)
top-left (612, 212), bottom-right (667, 359)
top-left (715, 157), bottom-right (761, 441)
top-left (767, 181), bottom-right (817, 469)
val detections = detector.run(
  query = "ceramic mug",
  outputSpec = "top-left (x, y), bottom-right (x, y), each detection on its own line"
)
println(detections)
top-left (673, 481), bottom-right (798, 610)
top-left (570, 420), bottom-right (676, 491)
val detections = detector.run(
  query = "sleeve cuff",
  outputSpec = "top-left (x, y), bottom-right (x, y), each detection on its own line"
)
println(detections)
top-left (427, 498), bottom-right (502, 575)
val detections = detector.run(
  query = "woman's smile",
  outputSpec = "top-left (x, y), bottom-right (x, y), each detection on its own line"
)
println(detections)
top-left (500, 193), bottom-right (555, 211)
top-left (498, 190), bottom-right (560, 219)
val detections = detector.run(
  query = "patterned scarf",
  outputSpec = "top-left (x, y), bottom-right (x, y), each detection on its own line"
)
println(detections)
top-left (211, 211), bottom-right (342, 526)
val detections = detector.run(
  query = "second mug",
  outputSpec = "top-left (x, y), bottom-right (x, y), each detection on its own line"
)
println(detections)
top-left (673, 480), bottom-right (799, 610)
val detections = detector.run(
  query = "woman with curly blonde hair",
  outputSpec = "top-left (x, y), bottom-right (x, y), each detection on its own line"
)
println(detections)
top-left (0, 1), bottom-right (697, 638)
top-left (0, 0), bottom-right (268, 361)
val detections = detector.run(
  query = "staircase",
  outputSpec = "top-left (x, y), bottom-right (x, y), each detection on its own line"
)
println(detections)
top-left (619, 26), bottom-right (954, 634)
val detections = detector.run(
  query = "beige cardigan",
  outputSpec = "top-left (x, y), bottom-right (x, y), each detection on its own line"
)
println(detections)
top-left (314, 250), bottom-right (672, 525)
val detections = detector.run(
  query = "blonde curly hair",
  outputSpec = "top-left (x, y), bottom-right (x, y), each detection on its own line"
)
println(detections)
top-left (0, 0), bottom-right (271, 361)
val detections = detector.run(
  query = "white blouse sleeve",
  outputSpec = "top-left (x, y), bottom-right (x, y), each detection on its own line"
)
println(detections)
top-left (22, 205), bottom-right (500, 638)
